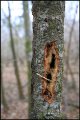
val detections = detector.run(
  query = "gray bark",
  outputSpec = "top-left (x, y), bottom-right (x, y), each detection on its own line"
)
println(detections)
top-left (30, 1), bottom-right (65, 119)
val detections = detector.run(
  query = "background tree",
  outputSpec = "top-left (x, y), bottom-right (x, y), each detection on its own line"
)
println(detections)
top-left (29, 1), bottom-right (65, 119)
top-left (23, 1), bottom-right (32, 81)
top-left (23, 1), bottom-right (32, 116)
top-left (8, 2), bottom-right (24, 99)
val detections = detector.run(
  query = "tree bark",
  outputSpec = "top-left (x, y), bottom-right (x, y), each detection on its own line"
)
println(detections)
top-left (30, 1), bottom-right (65, 119)
top-left (8, 2), bottom-right (24, 99)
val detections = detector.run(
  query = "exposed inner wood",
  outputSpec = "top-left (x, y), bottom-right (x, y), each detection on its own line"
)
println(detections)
top-left (41, 41), bottom-right (60, 104)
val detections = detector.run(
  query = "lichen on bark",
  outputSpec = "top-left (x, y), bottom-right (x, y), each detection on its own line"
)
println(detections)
top-left (29, 1), bottom-right (65, 119)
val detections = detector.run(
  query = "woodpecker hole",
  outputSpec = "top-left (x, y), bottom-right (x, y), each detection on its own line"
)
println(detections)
top-left (46, 73), bottom-right (52, 83)
top-left (41, 41), bottom-right (60, 104)
top-left (50, 54), bottom-right (55, 68)
top-left (44, 89), bottom-right (52, 98)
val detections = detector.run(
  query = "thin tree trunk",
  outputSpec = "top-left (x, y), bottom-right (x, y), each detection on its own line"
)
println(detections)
top-left (22, 1), bottom-right (32, 117)
top-left (23, 1), bottom-right (31, 82)
top-left (8, 2), bottom-right (24, 99)
top-left (29, 1), bottom-right (65, 119)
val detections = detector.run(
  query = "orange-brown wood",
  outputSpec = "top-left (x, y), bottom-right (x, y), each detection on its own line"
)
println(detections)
top-left (41, 41), bottom-right (60, 104)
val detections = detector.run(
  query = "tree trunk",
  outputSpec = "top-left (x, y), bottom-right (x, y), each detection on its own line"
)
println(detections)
top-left (8, 2), bottom-right (24, 99)
top-left (23, 1), bottom-right (32, 81)
top-left (22, 1), bottom-right (32, 116)
top-left (30, 1), bottom-right (65, 119)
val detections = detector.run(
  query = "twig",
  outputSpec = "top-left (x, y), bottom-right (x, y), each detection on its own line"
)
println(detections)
top-left (36, 73), bottom-right (50, 82)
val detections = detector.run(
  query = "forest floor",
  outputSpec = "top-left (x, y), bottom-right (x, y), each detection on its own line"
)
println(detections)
top-left (63, 59), bottom-right (79, 119)
top-left (1, 62), bottom-right (79, 119)
top-left (1, 62), bottom-right (29, 119)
